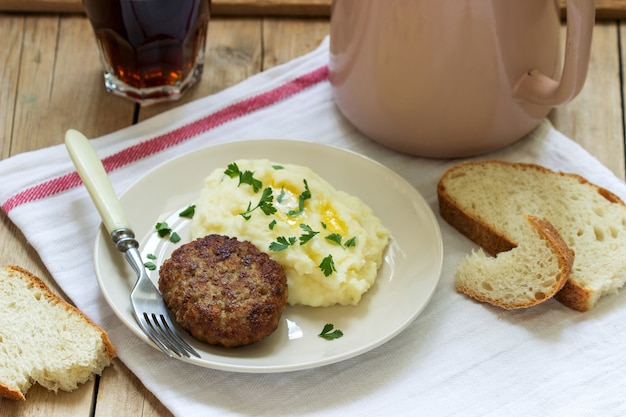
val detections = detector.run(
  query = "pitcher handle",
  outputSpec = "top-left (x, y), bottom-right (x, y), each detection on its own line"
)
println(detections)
top-left (513, 0), bottom-right (595, 107)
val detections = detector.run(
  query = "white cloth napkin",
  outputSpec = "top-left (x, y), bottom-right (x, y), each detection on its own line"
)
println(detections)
top-left (2, 37), bottom-right (626, 417)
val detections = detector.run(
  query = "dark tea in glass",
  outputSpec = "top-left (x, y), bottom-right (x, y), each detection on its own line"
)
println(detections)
top-left (83, 0), bottom-right (210, 104)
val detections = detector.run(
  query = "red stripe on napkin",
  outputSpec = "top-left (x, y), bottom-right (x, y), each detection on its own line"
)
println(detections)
top-left (2, 65), bottom-right (329, 214)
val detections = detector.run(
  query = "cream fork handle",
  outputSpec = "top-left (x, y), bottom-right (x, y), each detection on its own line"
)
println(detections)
top-left (64, 129), bottom-right (131, 234)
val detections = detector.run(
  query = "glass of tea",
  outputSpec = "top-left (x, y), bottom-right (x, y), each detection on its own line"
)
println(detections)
top-left (83, 0), bottom-right (211, 104)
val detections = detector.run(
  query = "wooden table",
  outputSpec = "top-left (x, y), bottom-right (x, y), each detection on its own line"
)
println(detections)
top-left (1, 8), bottom-right (625, 417)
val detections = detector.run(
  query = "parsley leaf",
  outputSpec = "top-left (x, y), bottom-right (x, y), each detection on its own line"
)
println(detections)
top-left (319, 323), bottom-right (343, 340)
top-left (287, 179), bottom-right (311, 216)
top-left (268, 220), bottom-right (277, 230)
top-left (325, 233), bottom-right (343, 246)
top-left (277, 187), bottom-right (287, 204)
top-left (299, 224), bottom-right (319, 245)
top-left (325, 234), bottom-right (357, 248)
top-left (155, 222), bottom-right (172, 237)
top-left (224, 162), bottom-right (262, 192)
top-left (319, 254), bottom-right (336, 276)
top-left (258, 188), bottom-right (278, 215)
top-left (240, 187), bottom-right (276, 220)
top-left (224, 162), bottom-right (240, 178)
top-left (178, 205), bottom-right (195, 218)
top-left (344, 236), bottom-right (357, 248)
top-left (239, 170), bottom-right (263, 193)
top-left (269, 236), bottom-right (296, 251)
top-left (144, 253), bottom-right (157, 270)
top-left (155, 221), bottom-right (180, 243)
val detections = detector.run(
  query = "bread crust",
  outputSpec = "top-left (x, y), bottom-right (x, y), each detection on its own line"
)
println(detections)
top-left (438, 160), bottom-right (626, 311)
top-left (438, 184), bottom-right (517, 256)
top-left (455, 215), bottom-right (573, 309)
top-left (0, 265), bottom-right (116, 400)
top-left (0, 382), bottom-right (23, 401)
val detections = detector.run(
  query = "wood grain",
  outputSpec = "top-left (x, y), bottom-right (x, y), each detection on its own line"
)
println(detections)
top-left (549, 23), bottom-right (626, 179)
top-left (2, 0), bottom-right (626, 19)
top-left (0, 15), bottom-right (21, 160)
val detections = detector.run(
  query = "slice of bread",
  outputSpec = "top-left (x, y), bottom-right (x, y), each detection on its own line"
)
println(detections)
top-left (456, 215), bottom-right (573, 309)
top-left (0, 265), bottom-right (116, 400)
top-left (438, 160), bottom-right (626, 311)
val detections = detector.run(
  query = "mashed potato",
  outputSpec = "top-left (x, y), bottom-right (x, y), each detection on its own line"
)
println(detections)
top-left (190, 159), bottom-right (390, 307)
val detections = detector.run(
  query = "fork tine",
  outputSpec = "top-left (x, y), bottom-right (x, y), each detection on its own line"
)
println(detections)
top-left (145, 313), bottom-right (192, 358)
top-left (143, 313), bottom-right (186, 357)
top-left (155, 314), bottom-right (201, 358)
top-left (138, 311), bottom-right (201, 358)
top-left (136, 312), bottom-right (178, 357)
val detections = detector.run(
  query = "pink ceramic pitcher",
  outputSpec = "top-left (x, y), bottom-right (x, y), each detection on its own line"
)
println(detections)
top-left (329, 0), bottom-right (595, 158)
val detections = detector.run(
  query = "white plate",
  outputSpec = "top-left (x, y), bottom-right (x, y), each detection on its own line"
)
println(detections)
top-left (94, 139), bottom-right (443, 372)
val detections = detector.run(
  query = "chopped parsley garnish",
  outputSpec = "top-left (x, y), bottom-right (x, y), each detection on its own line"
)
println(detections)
top-left (319, 323), bottom-right (343, 340)
top-left (319, 254), bottom-right (336, 276)
top-left (325, 233), bottom-right (357, 248)
top-left (155, 222), bottom-right (181, 243)
top-left (277, 187), bottom-right (287, 203)
top-left (269, 236), bottom-right (296, 251)
top-left (225, 162), bottom-right (262, 192)
top-left (272, 165), bottom-right (284, 170)
top-left (268, 220), bottom-right (277, 230)
top-left (240, 170), bottom-right (262, 193)
top-left (155, 222), bottom-right (172, 237)
top-left (144, 253), bottom-right (157, 270)
top-left (299, 224), bottom-right (319, 245)
top-left (224, 162), bottom-right (240, 178)
top-left (325, 233), bottom-right (343, 246)
top-left (178, 205), bottom-right (195, 218)
top-left (240, 187), bottom-right (276, 220)
top-left (287, 179), bottom-right (311, 216)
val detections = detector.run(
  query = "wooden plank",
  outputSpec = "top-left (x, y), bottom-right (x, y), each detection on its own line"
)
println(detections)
top-left (262, 17), bottom-right (329, 69)
top-left (213, 0), bottom-right (330, 16)
top-left (55, 15), bottom-right (136, 139)
top-left (549, 23), bottom-right (625, 179)
top-left (0, 382), bottom-right (95, 417)
top-left (95, 361), bottom-right (172, 417)
top-left (0, 15), bottom-right (22, 159)
top-left (2, 0), bottom-right (626, 20)
top-left (8, 16), bottom-right (60, 154)
top-left (10, 15), bottom-right (134, 155)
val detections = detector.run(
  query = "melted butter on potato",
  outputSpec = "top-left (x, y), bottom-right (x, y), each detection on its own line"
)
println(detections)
top-left (190, 159), bottom-right (390, 307)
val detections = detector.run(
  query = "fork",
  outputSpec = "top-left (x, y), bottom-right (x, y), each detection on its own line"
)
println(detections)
top-left (65, 129), bottom-right (200, 359)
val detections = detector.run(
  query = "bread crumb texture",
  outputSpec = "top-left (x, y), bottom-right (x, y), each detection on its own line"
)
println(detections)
top-left (456, 215), bottom-right (573, 309)
top-left (0, 265), bottom-right (115, 400)
top-left (439, 160), bottom-right (626, 311)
